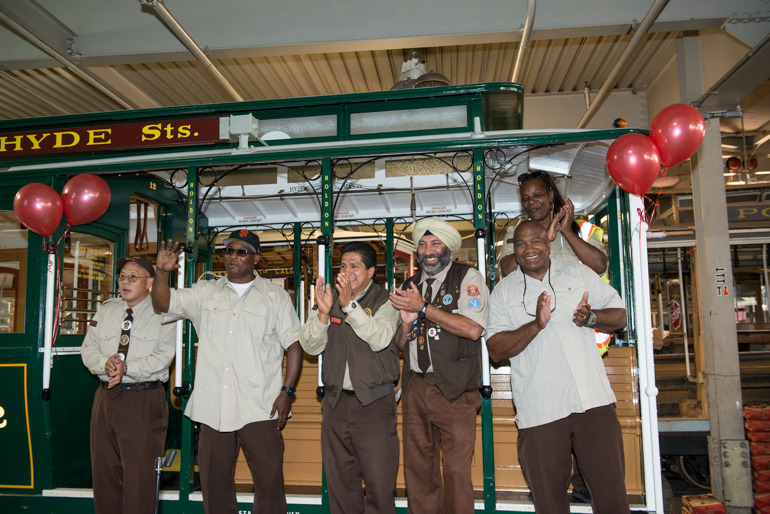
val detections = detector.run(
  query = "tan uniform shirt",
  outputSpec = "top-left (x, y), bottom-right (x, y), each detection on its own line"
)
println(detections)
top-left (498, 222), bottom-right (606, 264)
top-left (80, 294), bottom-right (176, 383)
top-left (300, 281), bottom-right (400, 390)
top-left (486, 259), bottom-right (624, 429)
top-left (405, 262), bottom-right (490, 373)
top-left (165, 276), bottom-right (300, 432)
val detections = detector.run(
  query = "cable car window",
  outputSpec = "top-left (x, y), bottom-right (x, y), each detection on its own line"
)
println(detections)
top-left (60, 234), bottom-right (115, 336)
top-left (0, 211), bottom-right (27, 334)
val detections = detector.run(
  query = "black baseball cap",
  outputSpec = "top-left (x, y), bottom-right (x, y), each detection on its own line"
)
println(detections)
top-left (116, 255), bottom-right (156, 278)
top-left (223, 229), bottom-right (260, 254)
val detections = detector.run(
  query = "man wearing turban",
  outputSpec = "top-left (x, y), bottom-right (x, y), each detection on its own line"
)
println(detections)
top-left (390, 218), bottom-right (489, 514)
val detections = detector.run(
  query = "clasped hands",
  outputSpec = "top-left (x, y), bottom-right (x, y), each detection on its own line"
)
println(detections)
top-left (104, 353), bottom-right (126, 389)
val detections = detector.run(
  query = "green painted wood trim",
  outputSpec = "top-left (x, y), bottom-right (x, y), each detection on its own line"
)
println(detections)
top-left (619, 189), bottom-right (637, 346)
top-left (0, 83), bottom-right (523, 132)
top-left (386, 218), bottom-right (394, 292)
top-left (321, 158), bottom-right (333, 281)
top-left (180, 169), bottom-right (198, 502)
top-left (473, 148), bottom-right (486, 230)
top-left (481, 397), bottom-right (496, 513)
top-left (0, 128), bottom-right (647, 174)
top-left (294, 222), bottom-right (302, 316)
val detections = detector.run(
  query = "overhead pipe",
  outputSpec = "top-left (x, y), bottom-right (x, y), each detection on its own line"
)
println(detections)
top-left (576, 0), bottom-right (670, 128)
top-left (141, 0), bottom-right (244, 102)
top-left (511, 0), bottom-right (536, 84)
top-left (0, 11), bottom-right (133, 109)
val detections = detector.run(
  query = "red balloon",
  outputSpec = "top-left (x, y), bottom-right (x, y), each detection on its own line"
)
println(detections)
top-left (606, 133), bottom-right (662, 197)
top-left (13, 183), bottom-right (64, 237)
top-left (61, 174), bottom-right (111, 226)
top-left (649, 103), bottom-right (705, 167)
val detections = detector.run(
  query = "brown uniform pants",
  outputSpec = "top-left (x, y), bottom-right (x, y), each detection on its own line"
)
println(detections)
top-left (402, 372), bottom-right (480, 514)
top-left (321, 391), bottom-right (399, 514)
top-left (517, 404), bottom-right (630, 514)
top-left (90, 384), bottom-right (168, 514)
top-left (199, 420), bottom-right (286, 514)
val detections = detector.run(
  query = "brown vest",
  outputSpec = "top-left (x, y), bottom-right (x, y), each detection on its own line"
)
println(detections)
top-left (322, 283), bottom-right (400, 407)
top-left (401, 262), bottom-right (482, 403)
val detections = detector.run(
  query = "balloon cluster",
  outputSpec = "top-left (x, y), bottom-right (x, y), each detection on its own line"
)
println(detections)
top-left (13, 174), bottom-right (111, 237)
top-left (606, 104), bottom-right (705, 197)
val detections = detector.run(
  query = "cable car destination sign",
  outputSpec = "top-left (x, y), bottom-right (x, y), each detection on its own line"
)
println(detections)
top-left (0, 116), bottom-right (228, 157)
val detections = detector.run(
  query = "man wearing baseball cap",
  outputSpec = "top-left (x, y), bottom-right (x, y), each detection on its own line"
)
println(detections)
top-left (81, 255), bottom-right (177, 514)
top-left (152, 230), bottom-right (303, 514)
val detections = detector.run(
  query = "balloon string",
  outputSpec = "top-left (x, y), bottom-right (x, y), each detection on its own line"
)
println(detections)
top-left (48, 224), bottom-right (70, 359)
top-left (635, 165), bottom-right (669, 246)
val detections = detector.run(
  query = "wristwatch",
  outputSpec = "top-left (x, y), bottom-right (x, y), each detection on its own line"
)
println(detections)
top-left (585, 311), bottom-right (598, 328)
top-left (281, 385), bottom-right (296, 397)
top-left (418, 300), bottom-right (429, 319)
top-left (342, 300), bottom-right (358, 314)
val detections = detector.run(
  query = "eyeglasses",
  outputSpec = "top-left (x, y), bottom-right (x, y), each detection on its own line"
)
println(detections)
top-left (118, 273), bottom-right (149, 283)
top-left (521, 265), bottom-right (557, 316)
top-left (517, 170), bottom-right (549, 187)
top-left (223, 247), bottom-right (255, 256)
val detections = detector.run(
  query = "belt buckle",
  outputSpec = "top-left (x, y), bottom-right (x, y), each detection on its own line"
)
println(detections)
top-left (424, 373), bottom-right (435, 384)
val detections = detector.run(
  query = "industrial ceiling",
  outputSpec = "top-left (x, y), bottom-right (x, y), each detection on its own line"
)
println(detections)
top-left (0, 0), bottom-right (769, 173)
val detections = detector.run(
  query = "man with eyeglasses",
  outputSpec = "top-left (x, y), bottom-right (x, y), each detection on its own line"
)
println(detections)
top-left (486, 220), bottom-right (629, 514)
top-left (390, 218), bottom-right (488, 514)
top-left (81, 255), bottom-right (176, 514)
top-left (152, 230), bottom-right (302, 514)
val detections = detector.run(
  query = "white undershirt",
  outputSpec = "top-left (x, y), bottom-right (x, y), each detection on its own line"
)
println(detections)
top-left (228, 279), bottom-right (254, 298)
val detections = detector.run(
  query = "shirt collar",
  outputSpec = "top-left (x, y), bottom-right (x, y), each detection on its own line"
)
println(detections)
top-left (126, 293), bottom-right (153, 314)
top-left (224, 276), bottom-right (257, 290)
top-left (355, 279), bottom-right (374, 301)
top-left (419, 260), bottom-right (453, 286)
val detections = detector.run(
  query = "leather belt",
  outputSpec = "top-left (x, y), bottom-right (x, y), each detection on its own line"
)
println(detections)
top-left (411, 371), bottom-right (435, 384)
top-left (102, 380), bottom-right (161, 391)
top-left (342, 389), bottom-right (357, 396)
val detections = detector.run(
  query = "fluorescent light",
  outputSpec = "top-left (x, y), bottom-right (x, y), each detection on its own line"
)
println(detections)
top-left (724, 172), bottom-right (737, 176)
top-left (529, 156), bottom-right (570, 176)
top-left (726, 181), bottom-right (746, 185)
top-left (721, 144), bottom-right (739, 149)
top-left (755, 171), bottom-right (770, 175)
top-left (755, 134), bottom-right (770, 147)
top-left (600, 215), bottom-right (608, 224)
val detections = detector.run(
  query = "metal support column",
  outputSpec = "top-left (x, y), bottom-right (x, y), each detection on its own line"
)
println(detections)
top-left (294, 222), bottom-right (302, 318)
top-left (318, 157), bottom-right (333, 514)
top-left (473, 148), bottom-right (495, 513)
top-left (628, 194), bottom-right (664, 514)
top-left (692, 118), bottom-right (752, 512)
top-left (180, 166), bottom-right (198, 504)
top-left (386, 218), bottom-right (394, 291)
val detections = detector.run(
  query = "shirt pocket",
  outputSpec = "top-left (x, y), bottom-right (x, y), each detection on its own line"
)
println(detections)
top-left (241, 302), bottom-right (271, 342)
top-left (201, 299), bottom-right (231, 334)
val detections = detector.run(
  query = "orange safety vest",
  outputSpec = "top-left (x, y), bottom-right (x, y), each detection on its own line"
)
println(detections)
top-left (577, 220), bottom-right (612, 355)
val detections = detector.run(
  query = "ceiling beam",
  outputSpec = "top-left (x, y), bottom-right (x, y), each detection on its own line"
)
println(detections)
top-left (695, 33), bottom-right (770, 113)
top-left (0, 2), bottom-right (135, 109)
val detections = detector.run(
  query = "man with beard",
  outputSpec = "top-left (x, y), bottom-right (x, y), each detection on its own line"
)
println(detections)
top-left (300, 241), bottom-right (400, 514)
top-left (390, 218), bottom-right (489, 514)
top-left (152, 230), bottom-right (303, 514)
top-left (486, 221), bottom-right (629, 514)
